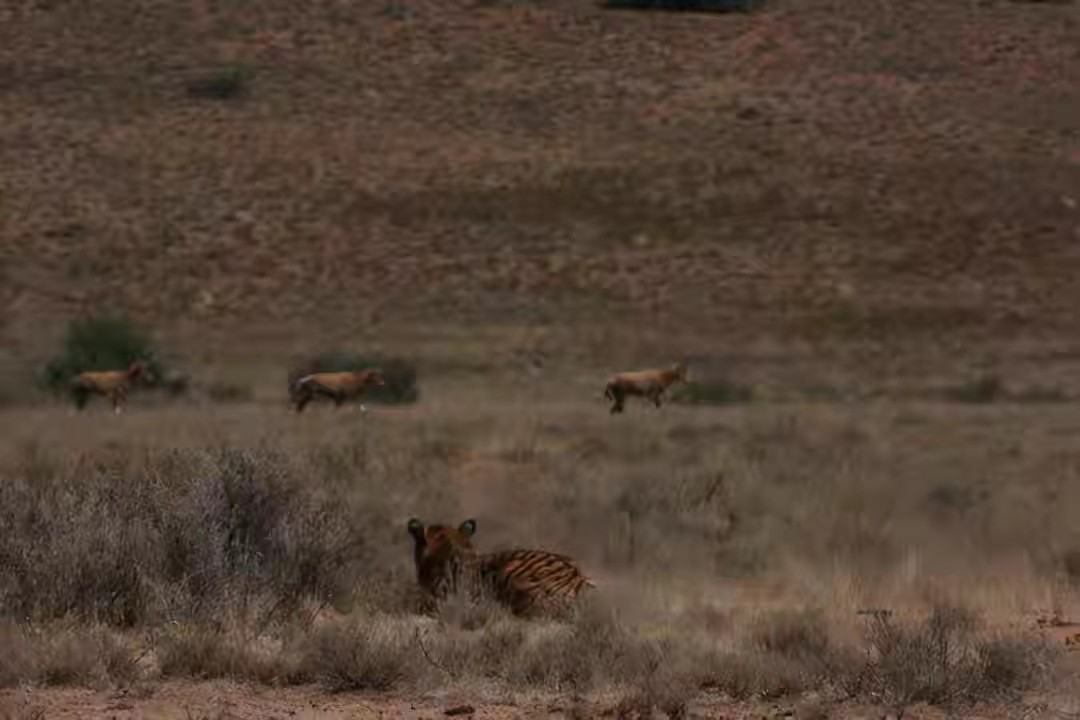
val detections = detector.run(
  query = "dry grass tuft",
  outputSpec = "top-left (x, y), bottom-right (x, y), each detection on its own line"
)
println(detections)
top-left (306, 616), bottom-right (413, 691)
top-left (0, 622), bottom-right (138, 688)
top-left (157, 624), bottom-right (304, 685)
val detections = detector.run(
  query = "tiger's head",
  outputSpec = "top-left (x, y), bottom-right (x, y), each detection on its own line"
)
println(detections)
top-left (406, 517), bottom-right (478, 601)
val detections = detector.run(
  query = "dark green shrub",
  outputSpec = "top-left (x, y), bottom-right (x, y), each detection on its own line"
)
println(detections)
top-left (603, 0), bottom-right (765, 12)
top-left (670, 379), bottom-right (754, 406)
top-left (185, 64), bottom-right (253, 101)
top-left (942, 376), bottom-right (1069, 404)
top-left (945, 375), bottom-right (1005, 404)
top-left (38, 313), bottom-right (166, 394)
top-left (288, 351), bottom-right (419, 405)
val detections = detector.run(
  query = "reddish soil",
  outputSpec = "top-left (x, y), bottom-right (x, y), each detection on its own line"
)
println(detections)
top-left (0, 680), bottom-right (1071, 720)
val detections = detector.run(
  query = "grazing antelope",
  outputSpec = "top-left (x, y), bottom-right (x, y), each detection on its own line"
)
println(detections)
top-left (407, 517), bottom-right (594, 618)
top-left (603, 361), bottom-right (689, 415)
top-left (289, 369), bottom-right (385, 413)
top-left (69, 361), bottom-right (148, 414)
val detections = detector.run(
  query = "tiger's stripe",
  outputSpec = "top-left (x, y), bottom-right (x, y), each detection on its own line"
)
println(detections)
top-left (480, 549), bottom-right (594, 616)
top-left (407, 518), bottom-right (594, 618)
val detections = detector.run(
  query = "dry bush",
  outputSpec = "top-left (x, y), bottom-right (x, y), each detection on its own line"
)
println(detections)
top-left (680, 607), bottom-right (854, 701)
top-left (158, 624), bottom-right (307, 685)
top-left (0, 447), bottom-right (371, 627)
top-left (0, 623), bottom-right (35, 687)
top-left (703, 650), bottom-right (817, 701)
top-left (0, 622), bottom-right (137, 688)
top-left (305, 615), bottom-right (415, 691)
top-left (752, 607), bottom-right (831, 660)
top-left (855, 603), bottom-right (1053, 707)
top-left (304, 598), bottom-right (702, 714)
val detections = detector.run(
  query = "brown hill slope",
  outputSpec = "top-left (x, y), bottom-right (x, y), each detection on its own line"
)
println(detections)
top-left (1, 0), bottom-right (1078, 371)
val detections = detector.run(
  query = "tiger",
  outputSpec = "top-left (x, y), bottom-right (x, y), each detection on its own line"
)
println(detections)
top-left (406, 517), bottom-right (594, 618)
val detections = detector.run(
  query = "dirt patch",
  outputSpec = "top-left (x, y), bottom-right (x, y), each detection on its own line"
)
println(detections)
top-left (1, 681), bottom-right (1074, 719)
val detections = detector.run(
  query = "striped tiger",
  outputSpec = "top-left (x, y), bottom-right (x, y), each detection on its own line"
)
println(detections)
top-left (406, 517), bottom-right (594, 617)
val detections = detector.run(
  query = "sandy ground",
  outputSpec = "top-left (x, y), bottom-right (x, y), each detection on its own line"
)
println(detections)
top-left (2, 680), bottom-right (1079, 720)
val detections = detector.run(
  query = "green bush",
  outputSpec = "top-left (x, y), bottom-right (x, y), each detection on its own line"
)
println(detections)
top-left (39, 313), bottom-right (165, 394)
top-left (288, 351), bottom-right (419, 405)
top-left (603, 0), bottom-right (765, 11)
top-left (185, 64), bottom-right (253, 101)
top-left (945, 375), bottom-right (1005, 404)
top-left (670, 379), bottom-right (754, 406)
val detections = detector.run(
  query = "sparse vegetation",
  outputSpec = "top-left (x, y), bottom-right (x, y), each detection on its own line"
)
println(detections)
top-left (205, 379), bottom-right (254, 403)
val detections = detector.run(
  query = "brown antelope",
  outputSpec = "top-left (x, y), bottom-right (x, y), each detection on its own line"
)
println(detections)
top-left (290, 369), bottom-right (385, 413)
top-left (603, 361), bottom-right (689, 415)
top-left (407, 517), bottom-right (595, 618)
top-left (70, 361), bottom-right (148, 414)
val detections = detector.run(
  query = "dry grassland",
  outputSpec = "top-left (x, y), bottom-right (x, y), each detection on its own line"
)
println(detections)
top-left (3, 385), bottom-right (1080, 717)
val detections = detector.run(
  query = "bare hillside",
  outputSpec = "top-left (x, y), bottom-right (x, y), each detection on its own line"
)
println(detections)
top-left (1, 0), bottom-right (1078, 373)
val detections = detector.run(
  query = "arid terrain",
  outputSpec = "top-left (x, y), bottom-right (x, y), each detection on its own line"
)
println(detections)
top-left (2, 0), bottom-right (1080, 717)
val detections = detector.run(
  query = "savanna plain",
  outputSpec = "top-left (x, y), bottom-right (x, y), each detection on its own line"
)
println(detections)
top-left (2, 0), bottom-right (1080, 717)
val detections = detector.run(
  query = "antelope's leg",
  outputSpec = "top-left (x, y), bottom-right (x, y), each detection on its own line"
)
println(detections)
top-left (295, 393), bottom-right (310, 413)
top-left (608, 386), bottom-right (622, 414)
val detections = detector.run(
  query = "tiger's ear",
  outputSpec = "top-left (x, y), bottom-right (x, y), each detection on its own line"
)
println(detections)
top-left (407, 518), bottom-right (424, 538)
top-left (459, 519), bottom-right (477, 537)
